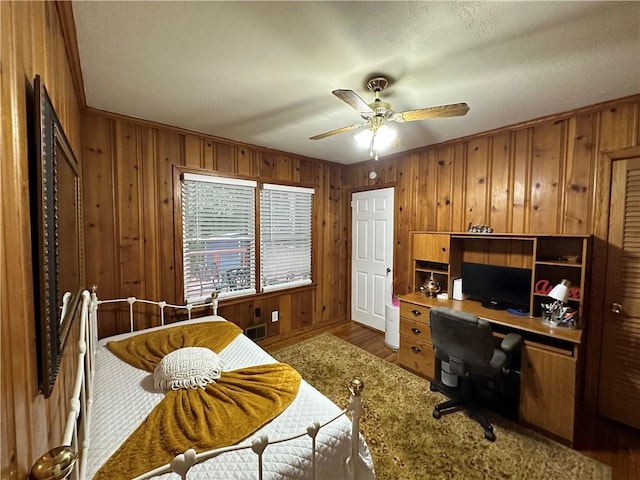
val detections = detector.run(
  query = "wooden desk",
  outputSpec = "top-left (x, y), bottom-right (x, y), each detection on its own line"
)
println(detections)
top-left (398, 292), bottom-right (582, 444)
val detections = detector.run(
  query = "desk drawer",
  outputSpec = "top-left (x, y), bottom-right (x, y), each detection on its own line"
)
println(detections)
top-left (400, 317), bottom-right (432, 344)
top-left (400, 302), bottom-right (430, 324)
top-left (399, 336), bottom-right (435, 379)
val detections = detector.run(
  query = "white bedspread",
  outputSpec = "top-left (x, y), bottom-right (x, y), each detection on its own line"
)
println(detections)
top-left (85, 316), bottom-right (375, 479)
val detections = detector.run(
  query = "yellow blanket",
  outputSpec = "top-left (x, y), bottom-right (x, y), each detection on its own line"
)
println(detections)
top-left (95, 321), bottom-right (301, 480)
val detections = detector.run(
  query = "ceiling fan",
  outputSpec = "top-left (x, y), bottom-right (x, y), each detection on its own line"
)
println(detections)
top-left (310, 75), bottom-right (469, 159)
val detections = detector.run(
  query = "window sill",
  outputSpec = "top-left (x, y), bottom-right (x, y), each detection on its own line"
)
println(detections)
top-left (207, 283), bottom-right (317, 307)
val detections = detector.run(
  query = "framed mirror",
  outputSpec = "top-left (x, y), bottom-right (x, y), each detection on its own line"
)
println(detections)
top-left (32, 75), bottom-right (84, 398)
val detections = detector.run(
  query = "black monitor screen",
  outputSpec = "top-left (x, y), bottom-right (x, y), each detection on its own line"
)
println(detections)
top-left (461, 262), bottom-right (532, 311)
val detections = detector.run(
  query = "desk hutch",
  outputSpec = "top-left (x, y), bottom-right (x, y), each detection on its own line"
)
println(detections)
top-left (399, 232), bottom-right (590, 444)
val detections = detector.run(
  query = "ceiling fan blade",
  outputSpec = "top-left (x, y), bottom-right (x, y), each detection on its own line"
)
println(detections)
top-left (332, 89), bottom-right (374, 114)
top-left (393, 102), bottom-right (470, 122)
top-left (309, 123), bottom-right (363, 140)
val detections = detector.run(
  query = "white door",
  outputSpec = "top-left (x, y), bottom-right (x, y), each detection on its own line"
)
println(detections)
top-left (351, 188), bottom-right (394, 331)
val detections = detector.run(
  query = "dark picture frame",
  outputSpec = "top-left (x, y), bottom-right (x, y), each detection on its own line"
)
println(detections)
top-left (32, 75), bottom-right (84, 398)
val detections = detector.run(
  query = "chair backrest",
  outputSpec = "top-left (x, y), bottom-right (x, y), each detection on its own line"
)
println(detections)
top-left (429, 307), bottom-right (495, 376)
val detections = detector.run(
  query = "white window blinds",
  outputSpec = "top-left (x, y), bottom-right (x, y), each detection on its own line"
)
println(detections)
top-left (260, 184), bottom-right (314, 292)
top-left (181, 173), bottom-right (256, 302)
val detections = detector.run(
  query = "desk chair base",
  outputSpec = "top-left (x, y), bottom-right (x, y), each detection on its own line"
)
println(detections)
top-left (430, 381), bottom-right (497, 442)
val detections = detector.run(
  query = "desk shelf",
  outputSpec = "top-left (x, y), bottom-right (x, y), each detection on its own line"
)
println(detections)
top-left (410, 232), bottom-right (590, 327)
top-left (535, 260), bottom-right (583, 268)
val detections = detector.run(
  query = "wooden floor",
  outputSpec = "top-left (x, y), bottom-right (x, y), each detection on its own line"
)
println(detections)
top-left (261, 320), bottom-right (640, 480)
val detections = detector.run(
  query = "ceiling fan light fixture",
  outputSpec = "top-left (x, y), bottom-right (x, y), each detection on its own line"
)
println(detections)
top-left (354, 124), bottom-right (396, 149)
top-left (354, 123), bottom-right (396, 160)
top-left (354, 127), bottom-right (374, 148)
top-left (373, 124), bottom-right (396, 150)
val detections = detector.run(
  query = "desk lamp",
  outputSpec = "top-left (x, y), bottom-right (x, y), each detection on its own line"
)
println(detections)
top-left (549, 279), bottom-right (570, 307)
top-left (543, 279), bottom-right (574, 327)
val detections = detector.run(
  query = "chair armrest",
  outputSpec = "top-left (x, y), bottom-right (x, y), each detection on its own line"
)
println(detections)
top-left (500, 333), bottom-right (522, 353)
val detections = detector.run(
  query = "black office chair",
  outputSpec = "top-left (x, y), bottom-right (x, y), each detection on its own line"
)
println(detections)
top-left (428, 307), bottom-right (522, 441)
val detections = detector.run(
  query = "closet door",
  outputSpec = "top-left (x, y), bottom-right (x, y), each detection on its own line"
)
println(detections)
top-left (598, 157), bottom-right (640, 429)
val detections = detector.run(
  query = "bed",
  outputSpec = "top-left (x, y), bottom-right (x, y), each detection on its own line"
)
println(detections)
top-left (42, 289), bottom-right (375, 480)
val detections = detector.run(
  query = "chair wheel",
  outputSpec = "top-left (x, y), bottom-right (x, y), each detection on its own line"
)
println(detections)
top-left (484, 430), bottom-right (496, 442)
top-left (433, 409), bottom-right (441, 419)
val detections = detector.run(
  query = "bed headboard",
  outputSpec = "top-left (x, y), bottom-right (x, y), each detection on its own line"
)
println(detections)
top-left (96, 289), bottom-right (219, 333)
top-left (29, 288), bottom-right (221, 479)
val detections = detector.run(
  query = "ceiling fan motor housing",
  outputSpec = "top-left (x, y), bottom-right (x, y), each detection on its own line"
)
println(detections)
top-left (363, 76), bottom-right (394, 119)
top-left (369, 100), bottom-right (394, 119)
top-left (366, 76), bottom-right (390, 93)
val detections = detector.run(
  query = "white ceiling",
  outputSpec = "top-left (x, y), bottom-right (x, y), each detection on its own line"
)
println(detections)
top-left (72, 1), bottom-right (640, 165)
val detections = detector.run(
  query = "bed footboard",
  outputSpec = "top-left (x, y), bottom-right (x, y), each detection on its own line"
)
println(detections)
top-left (134, 377), bottom-right (367, 480)
top-left (30, 291), bottom-right (373, 480)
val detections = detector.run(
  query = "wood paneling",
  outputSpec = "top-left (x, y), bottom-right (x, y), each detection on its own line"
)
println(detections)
top-left (529, 121), bottom-right (565, 233)
top-left (489, 132), bottom-right (512, 233)
top-left (344, 94), bottom-right (640, 418)
top-left (1, 1), bottom-right (83, 477)
top-left (465, 137), bottom-right (491, 228)
top-left (512, 129), bottom-right (532, 233)
top-left (435, 146), bottom-right (455, 231)
top-left (81, 112), bottom-right (348, 339)
top-left (599, 104), bottom-right (639, 151)
top-left (564, 114), bottom-right (596, 234)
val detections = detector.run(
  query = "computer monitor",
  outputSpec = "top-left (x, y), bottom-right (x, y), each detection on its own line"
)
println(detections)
top-left (461, 262), bottom-right (532, 312)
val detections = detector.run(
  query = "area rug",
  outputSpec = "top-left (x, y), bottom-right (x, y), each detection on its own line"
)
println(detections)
top-left (270, 333), bottom-right (611, 480)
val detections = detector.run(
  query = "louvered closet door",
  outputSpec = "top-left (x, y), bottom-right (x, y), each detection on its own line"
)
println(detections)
top-left (598, 157), bottom-right (640, 429)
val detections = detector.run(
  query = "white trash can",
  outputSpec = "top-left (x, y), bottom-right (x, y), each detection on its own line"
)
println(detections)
top-left (385, 303), bottom-right (400, 351)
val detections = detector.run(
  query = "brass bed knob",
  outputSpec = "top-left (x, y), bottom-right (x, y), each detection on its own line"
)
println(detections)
top-left (29, 446), bottom-right (77, 480)
top-left (348, 377), bottom-right (365, 396)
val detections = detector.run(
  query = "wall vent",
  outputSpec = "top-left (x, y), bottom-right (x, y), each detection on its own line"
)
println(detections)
top-left (245, 323), bottom-right (267, 342)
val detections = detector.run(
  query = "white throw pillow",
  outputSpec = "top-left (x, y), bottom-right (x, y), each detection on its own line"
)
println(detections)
top-left (153, 347), bottom-right (223, 391)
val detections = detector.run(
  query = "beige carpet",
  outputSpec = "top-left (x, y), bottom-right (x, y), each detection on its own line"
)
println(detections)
top-left (270, 333), bottom-right (611, 480)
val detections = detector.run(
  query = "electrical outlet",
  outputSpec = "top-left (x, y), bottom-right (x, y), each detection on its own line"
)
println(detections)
top-left (271, 310), bottom-right (279, 322)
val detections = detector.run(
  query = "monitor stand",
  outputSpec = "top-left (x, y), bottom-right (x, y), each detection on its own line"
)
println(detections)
top-left (482, 298), bottom-right (508, 310)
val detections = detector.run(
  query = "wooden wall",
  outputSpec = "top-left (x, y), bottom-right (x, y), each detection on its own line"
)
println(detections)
top-left (343, 96), bottom-right (640, 297)
top-left (1, 2), bottom-right (84, 478)
top-left (80, 112), bottom-right (348, 339)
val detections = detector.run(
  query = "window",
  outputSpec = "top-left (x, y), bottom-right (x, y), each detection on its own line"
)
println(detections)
top-left (181, 173), bottom-right (256, 302)
top-left (180, 173), bottom-right (313, 302)
top-left (260, 184), bottom-right (313, 292)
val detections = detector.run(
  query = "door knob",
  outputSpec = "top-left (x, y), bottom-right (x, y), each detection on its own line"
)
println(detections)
top-left (611, 302), bottom-right (623, 314)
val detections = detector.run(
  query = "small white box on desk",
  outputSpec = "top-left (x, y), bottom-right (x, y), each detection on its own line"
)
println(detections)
top-left (452, 278), bottom-right (469, 301)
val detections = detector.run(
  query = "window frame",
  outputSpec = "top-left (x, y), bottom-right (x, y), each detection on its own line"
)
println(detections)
top-left (180, 171), bottom-right (257, 303)
top-left (260, 183), bottom-right (314, 293)
top-left (176, 167), bottom-right (315, 303)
